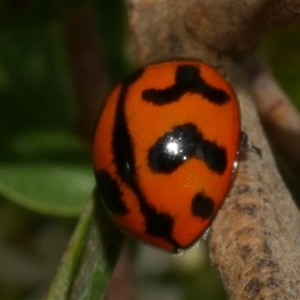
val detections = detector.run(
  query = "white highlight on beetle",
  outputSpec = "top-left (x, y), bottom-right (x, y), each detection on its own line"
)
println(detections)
top-left (166, 138), bottom-right (187, 160)
top-left (233, 160), bottom-right (238, 172)
top-left (166, 141), bottom-right (179, 155)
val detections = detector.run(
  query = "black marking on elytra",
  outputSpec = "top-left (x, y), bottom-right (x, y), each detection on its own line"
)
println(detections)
top-left (148, 123), bottom-right (227, 174)
top-left (95, 171), bottom-right (128, 215)
top-left (112, 68), bottom-right (144, 184)
top-left (142, 205), bottom-right (175, 241)
top-left (133, 185), bottom-right (180, 249)
top-left (142, 65), bottom-right (230, 105)
top-left (191, 192), bottom-right (215, 219)
top-left (198, 139), bottom-right (227, 174)
top-left (111, 67), bottom-right (180, 250)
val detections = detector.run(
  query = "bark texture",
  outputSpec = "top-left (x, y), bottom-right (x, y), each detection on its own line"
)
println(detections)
top-left (125, 1), bottom-right (300, 299)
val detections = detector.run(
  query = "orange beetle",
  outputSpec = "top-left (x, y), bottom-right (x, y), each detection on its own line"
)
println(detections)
top-left (93, 60), bottom-right (240, 252)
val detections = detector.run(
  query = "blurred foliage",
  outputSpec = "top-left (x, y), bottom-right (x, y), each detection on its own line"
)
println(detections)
top-left (0, 0), bottom-right (88, 28)
top-left (0, 1), bottom-right (127, 299)
top-left (46, 200), bottom-right (125, 300)
top-left (0, 6), bottom-right (94, 216)
top-left (259, 23), bottom-right (300, 206)
top-left (0, 0), bottom-right (299, 299)
top-left (261, 23), bottom-right (300, 111)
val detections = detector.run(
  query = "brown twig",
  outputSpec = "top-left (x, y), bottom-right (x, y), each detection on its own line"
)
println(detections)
top-left (247, 58), bottom-right (300, 174)
top-left (125, 1), bottom-right (300, 299)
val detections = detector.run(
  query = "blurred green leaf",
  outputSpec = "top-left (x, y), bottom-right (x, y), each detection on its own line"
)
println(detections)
top-left (46, 198), bottom-right (124, 300)
top-left (0, 162), bottom-right (93, 216)
top-left (0, 130), bottom-right (94, 216)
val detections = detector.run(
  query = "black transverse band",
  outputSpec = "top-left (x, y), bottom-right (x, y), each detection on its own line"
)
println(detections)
top-left (142, 65), bottom-right (230, 105)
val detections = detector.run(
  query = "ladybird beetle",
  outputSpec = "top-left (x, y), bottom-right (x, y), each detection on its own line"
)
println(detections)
top-left (93, 60), bottom-right (240, 253)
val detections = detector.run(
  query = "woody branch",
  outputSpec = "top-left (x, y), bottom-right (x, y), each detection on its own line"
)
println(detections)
top-left (125, 1), bottom-right (300, 299)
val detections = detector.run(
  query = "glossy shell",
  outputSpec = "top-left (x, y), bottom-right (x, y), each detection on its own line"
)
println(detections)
top-left (93, 60), bottom-right (240, 252)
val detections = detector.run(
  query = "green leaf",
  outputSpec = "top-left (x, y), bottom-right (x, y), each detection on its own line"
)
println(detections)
top-left (46, 197), bottom-right (124, 300)
top-left (0, 130), bottom-right (94, 216)
top-left (0, 162), bottom-right (94, 216)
